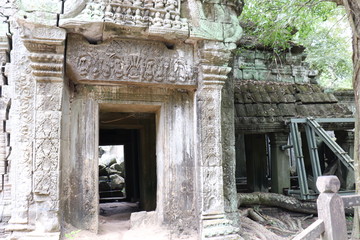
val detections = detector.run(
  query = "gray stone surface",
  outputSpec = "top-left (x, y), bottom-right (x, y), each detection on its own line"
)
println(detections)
top-left (234, 80), bottom-right (354, 134)
top-left (316, 176), bottom-right (347, 240)
top-left (0, 0), bottom-right (243, 239)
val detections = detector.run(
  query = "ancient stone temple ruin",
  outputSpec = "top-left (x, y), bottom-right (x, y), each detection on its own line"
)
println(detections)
top-left (0, 0), bottom-right (243, 239)
top-left (231, 43), bottom-right (355, 197)
top-left (0, 0), bottom-right (355, 239)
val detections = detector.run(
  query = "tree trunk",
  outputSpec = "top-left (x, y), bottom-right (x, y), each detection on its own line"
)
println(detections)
top-left (341, 0), bottom-right (360, 238)
top-left (238, 192), bottom-right (317, 214)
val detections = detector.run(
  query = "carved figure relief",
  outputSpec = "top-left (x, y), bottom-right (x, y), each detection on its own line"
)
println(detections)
top-left (67, 36), bottom-right (196, 86)
top-left (63, 0), bottom-right (188, 32)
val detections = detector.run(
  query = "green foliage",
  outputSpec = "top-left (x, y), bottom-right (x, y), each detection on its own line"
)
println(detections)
top-left (240, 0), bottom-right (353, 89)
top-left (65, 230), bottom-right (81, 240)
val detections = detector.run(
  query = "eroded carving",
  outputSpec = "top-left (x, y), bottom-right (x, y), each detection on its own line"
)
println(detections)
top-left (8, 72), bottom-right (34, 226)
top-left (198, 87), bottom-right (222, 167)
top-left (61, 0), bottom-right (188, 35)
top-left (67, 35), bottom-right (196, 86)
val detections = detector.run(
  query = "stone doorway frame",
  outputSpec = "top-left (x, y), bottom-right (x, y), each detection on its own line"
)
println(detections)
top-left (65, 85), bottom-right (174, 233)
top-left (98, 111), bottom-right (157, 211)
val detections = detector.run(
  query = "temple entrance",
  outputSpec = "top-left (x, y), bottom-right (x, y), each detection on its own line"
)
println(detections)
top-left (65, 86), bottom-right (196, 234)
top-left (95, 111), bottom-right (157, 236)
top-left (99, 111), bottom-right (157, 212)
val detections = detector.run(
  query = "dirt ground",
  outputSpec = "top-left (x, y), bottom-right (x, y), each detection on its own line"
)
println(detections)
top-left (63, 202), bottom-right (136, 240)
top-left (63, 202), bottom-right (195, 240)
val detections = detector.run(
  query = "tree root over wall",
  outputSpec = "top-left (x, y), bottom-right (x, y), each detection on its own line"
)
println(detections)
top-left (237, 192), bottom-right (318, 239)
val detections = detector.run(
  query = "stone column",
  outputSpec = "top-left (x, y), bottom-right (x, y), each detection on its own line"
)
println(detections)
top-left (6, 26), bottom-right (36, 233)
top-left (10, 24), bottom-right (66, 237)
top-left (222, 53), bottom-right (240, 225)
top-left (196, 41), bottom-right (240, 239)
top-left (269, 132), bottom-right (290, 194)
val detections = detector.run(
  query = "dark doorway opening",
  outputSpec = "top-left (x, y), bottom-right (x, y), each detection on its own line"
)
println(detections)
top-left (98, 111), bottom-right (157, 216)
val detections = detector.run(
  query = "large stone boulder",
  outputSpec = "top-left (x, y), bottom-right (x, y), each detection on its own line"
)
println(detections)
top-left (99, 180), bottom-right (111, 192)
top-left (109, 174), bottom-right (125, 190)
top-left (99, 164), bottom-right (108, 176)
top-left (109, 163), bottom-right (125, 177)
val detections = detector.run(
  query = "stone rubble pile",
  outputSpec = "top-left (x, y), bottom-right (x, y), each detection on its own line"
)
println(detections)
top-left (99, 158), bottom-right (125, 198)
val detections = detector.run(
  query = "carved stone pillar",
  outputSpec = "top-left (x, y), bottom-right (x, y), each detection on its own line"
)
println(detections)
top-left (6, 28), bottom-right (36, 232)
top-left (269, 132), bottom-right (290, 194)
top-left (197, 41), bottom-right (240, 239)
top-left (8, 24), bottom-right (66, 236)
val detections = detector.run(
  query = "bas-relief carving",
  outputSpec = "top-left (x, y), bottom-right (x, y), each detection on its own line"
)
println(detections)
top-left (33, 114), bottom-right (60, 202)
top-left (197, 87), bottom-right (226, 216)
top-left (67, 35), bottom-right (196, 87)
top-left (198, 87), bottom-right (222, 167)
top-left (61, 0), bottom-right (189, 36)
top-left (202, 167), bottom-right (222, 213)
top-left (188, 0), bottom-right (243, 42)
top-left (8, 71), bottom-right (34, 226)
top-left (7, 24), bottom-right (65, 235)
top-left (15, 74), bottom-right (33, 142)
top-left (195, 39), bottom-right (241, 238)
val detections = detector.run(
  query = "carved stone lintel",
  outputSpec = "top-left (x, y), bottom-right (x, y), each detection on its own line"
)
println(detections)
top-left (67, 34), bottom-right (196, 87)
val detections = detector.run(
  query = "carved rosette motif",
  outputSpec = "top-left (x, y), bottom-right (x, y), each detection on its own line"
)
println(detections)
top-left (67, 35), bottom-right (196, 87)
top-left (197, 41), bottom-right (240, 239)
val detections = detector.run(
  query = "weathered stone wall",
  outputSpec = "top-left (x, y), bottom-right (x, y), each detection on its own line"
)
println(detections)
top-left (233, 46), bottom-right (318, 84)
top-left (333, 89), bottom-right (356, 114)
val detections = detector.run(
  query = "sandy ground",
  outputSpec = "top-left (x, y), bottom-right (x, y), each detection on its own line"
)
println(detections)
top-left (63, 202), bottom-right (195, 240)
top-left (63, 202), bottom-right (137, 240)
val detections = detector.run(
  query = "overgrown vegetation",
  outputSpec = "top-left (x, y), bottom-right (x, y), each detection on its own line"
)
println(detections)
top-left (240, 0), bottom-right (353, 89)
